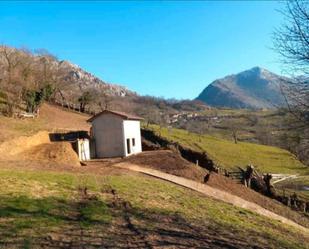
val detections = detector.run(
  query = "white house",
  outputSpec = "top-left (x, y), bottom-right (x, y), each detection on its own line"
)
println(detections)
top-left (87, 110), bottom-right (143, 158)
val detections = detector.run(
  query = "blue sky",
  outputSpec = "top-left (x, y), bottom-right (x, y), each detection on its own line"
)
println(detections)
top-left (0, 1), bottom-right (284, 99)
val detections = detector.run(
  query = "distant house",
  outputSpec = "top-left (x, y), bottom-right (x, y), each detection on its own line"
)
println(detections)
top-left (87, 110), bottom-right (143, 158)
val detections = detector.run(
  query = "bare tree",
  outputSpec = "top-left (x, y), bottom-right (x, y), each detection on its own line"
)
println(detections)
top-left (97, 91), bottom-right (112, 111)
top-left (78, 91), bottom-right (94, 113)
top-left (231, 126), bottom-right (238, 144)
top-left (225, 119), bottom-right (239, 144)
top-left (273, 0), bottom-right (309, 164)
top-left (0, 46), bottom-right (26, 115)
top-left (273, 1), bottom-right (309, 126)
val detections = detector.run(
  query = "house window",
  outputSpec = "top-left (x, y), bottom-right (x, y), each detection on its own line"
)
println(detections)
top-left (132, 138), bottom-right (135, 146)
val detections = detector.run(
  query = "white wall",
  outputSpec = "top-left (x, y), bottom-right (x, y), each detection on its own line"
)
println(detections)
top-left (77, 139), bottom-right (90, 161)
top-left (92, 113), bottom-right (125, 158)
top-left (122, 120), bottom-right (142, 157)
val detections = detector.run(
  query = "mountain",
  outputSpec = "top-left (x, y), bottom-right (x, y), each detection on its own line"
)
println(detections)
top-left (0, 46), bottom-right (134, 100)
top-left (196, 67), bottom-right (286, 109)
top-left (57, 60), bottom-right (134, 97)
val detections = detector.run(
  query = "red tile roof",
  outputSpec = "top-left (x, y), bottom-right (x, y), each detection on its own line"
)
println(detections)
top-left (87, 110), bottom-right (143, 122)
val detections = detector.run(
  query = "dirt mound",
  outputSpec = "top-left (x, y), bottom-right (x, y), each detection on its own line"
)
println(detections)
top-left (0, 131), bottom-right (50, 159)
top-left (0, 130), bottom-right (80, 166)
top-left (25, 142), bottom-right (80, 166)
top-left (123, 150), bottom-right (207, 182)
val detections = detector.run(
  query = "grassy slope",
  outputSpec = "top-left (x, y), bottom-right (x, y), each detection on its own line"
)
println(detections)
top-left (0, 103), bottom-right (90, 143)
top-left (0, 168), bottom-right (308, 248)
top-left (0, 116), bottom-right (45, 143)
top-left (0, 104), bottom-right (308, 247)
top-left (146, 124), bottom-right (308, 175)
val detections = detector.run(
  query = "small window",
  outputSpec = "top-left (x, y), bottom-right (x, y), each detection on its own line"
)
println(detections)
top-left (132, 138), bottom-right (135, 146)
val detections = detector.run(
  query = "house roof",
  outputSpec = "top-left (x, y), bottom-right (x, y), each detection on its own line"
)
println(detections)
top-left (87, 110), bottom-right (143, 122)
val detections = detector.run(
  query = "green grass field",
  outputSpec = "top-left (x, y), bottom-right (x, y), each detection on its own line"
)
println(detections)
top-left (145, 124), bottom-right (308, 175)
top-left (0, 167), bottom-right (308, 248)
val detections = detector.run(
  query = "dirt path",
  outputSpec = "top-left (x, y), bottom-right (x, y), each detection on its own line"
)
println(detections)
top-left (272, 174), bottom-right (299, 184)
top-left (114, 162), bottom-right (309, 235)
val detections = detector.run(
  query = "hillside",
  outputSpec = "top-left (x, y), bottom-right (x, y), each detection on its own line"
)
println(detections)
top-left (0, 103), bottom-right (90, 143)
top-left (0, 104), bottom-right (308, 247)
top-left (196, 67), bottom-right (286, 109)
top-left (1, 166), bottom-right (308, 248)
top-left (0, 46), bottom-right (133, 99)
top-left (145, 124), bottom-right (308, 174)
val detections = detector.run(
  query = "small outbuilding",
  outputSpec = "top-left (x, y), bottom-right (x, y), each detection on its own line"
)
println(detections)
top-left (87, 110), bottom-right (143, 158)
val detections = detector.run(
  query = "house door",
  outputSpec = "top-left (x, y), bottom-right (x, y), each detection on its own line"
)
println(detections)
top-left (126, 138), bottom-right (131, 154)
